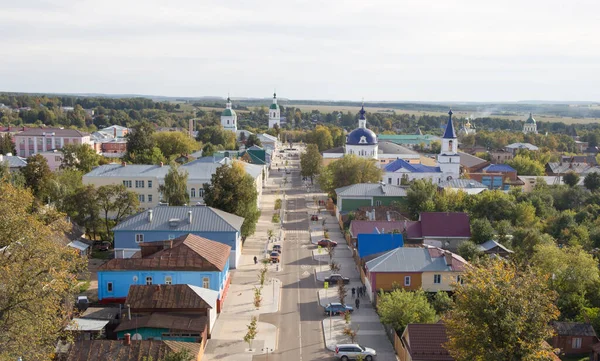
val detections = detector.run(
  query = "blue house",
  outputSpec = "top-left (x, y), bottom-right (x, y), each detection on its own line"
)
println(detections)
top-left (112, 206), bottom-right (244, 268)
top-left (357, 233), bottom-right (404, 259)
top-left (98, 234), bottom-right (231, 307)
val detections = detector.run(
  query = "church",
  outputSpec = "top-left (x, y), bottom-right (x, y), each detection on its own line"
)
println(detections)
top-left (523, 113), bottom-right (537, 134)
top-left (220, 96), bottom-right (237, 132)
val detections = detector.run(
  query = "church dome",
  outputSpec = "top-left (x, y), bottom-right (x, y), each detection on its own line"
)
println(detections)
top-left (346, 127), bottom-right (377, 145)
top-left (526, 113), bottom-right (536, 124)
top-left (222, 108), bottom-right (236, 116)
top-left (269, 103), bottom-right (279, 110)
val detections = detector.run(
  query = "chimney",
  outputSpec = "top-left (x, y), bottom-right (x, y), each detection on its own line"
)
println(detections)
top-left (113, 127), bottom-right (117, 138)
top-left (386, 211), bottom-right (391, 222)
top-left (188, 210), bottom-right (193, 224)
top-left (121, 161), bottom-right (126, 167)
top-left (445, 251), bottom-right (453, 266)
top-left (148, 210), bottom-right (153, 222)
top-left (123, 333), bottom-right (131, 346)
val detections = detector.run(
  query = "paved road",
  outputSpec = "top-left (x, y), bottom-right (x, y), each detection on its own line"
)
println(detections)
top-left (256, 149), bottom-right (332, 361)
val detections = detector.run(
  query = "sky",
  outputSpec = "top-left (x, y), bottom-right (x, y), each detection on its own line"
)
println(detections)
top-left (1, 0), bottom-right (599, 102)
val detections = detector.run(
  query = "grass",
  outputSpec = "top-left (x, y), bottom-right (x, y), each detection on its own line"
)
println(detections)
top-left (559, 355), bottom-right (589, 361)
top-left (91, 250), bottom-right (113, 260)
top-left (78, 280), bottom-right (91, 293)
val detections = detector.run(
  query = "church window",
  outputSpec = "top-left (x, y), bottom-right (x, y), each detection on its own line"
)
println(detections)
top-left (227, 120), bottom-right (229, 124)
top-left (191, 188), bottom-right (196, 198)
top-left (449, 140), bottom-right (453, 149)
top-left (388, 178), bottom-right (392, 184)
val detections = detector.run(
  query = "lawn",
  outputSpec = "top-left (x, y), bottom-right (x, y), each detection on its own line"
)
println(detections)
top-left (560, 355), bottom-right (589, 361)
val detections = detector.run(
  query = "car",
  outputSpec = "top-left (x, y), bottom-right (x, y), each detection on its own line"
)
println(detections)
top-left (76, 295), bottom-right (89, 312)
top-left (270, 252), bottom-right (281, 263)
top-left (318, 239), bottom-right (337, 248)
top-left (98, 241), bottom-right (111, 251)
top-left (272, 245), bottom-right (282, 253)
top-left (285, 169), bottom-right (291, 174)
top-left (324, 303), bottom-right (353, 316)
top-left (334, 344), bottom-right (377, 361)
top-left (324, 274), bottom-right (350, 285)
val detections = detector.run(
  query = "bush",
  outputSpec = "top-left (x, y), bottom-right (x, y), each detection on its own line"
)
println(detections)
top-left (272, 214), bottom-right (280, 223)
top-left (274, 198), bottom-right (282, 210)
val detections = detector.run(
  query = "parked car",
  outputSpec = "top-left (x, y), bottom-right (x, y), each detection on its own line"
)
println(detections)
top-left (311, 215), bottom-right (319, 221)
top-left (273, 245), bottom-right (282, 253)
top-left (285, 169), bottom-right (291, 174)
top-left (76, 295), bottom-right (89, 312)
top-left (318, 239), bottom-right (337, 248)
top-left (324, 303), bottom-right (353, 316)
top-left (99, 241), bottom-right (111, 251)
top-left (324, 274), bottom-right (350, 285)
top-left (270, 252), bottom-right (281, 263)
top-left (334, 344), bottom-right (377, 361)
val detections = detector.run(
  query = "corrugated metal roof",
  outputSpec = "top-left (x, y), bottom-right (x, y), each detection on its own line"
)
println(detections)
top-left (112, 206), bottom-right (244, 233)
top-left (66, 340), bottom-right (201, 361)
top-left (384, 158), bottom-right (440, 173)
top-left (335, 183), bottom-right (408, 197)
top-left (126, 284), bottom-right (218, 310)
top-left (483, 164), bottom-right (517, 173)
top-left (438, 179), bottom-right (487, 189)
top-left (115, 313), bottom-right (207, 333)
top-left (366, 247), bottom-right (466, 273)
top-left (66, 318), bottom-right (109, 331)
top-left (377, 141), bottom-right (418, 155)
top-left (420, 212), bottom-right (471, 238)
top-left (0, 155), bottom-right (27, 168)
top-left (16, 128), bottom-right (90, 137)
top-left (505, 142), bottom-right (539, 150)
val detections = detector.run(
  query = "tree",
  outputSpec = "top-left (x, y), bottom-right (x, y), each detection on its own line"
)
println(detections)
top-left (60, 143), bottom-right (101, 173)
top-left (469, 190), bottom-right (516, 223)
top-left (0, 133), bottom-right (15, 155)
top-left (96, 184), bottom-right (139, 242)
top-left (457, 240), bottom-right (482, 262)
top-left (584, 172), bottom-right (600, 192)
top-left (431, 290), bottom-right (454, 315)
top-left (153, 131), bottom-right (200, 160)
top-left (470, 218), bottom-right (495, 244)
top-left (162, 349), bottom-right (194, 361)
top-left (338, 282), bottom-right (348, 306)
top-left (196, 125), bottom-right (236, 150)
top-left (443, 259), bottom-right (559, 361)
top-left (406, 179), bottom-right (437, 219)
top-left (245, 134), bottom-right (262, 148)
top-left (0, 182), bottom-right (87, 360)
top-left (244, 316), bottom-right (258, 350)
top-left (125, 123), bottom-right (165, 164)
top-left (21, 153), bottom-right (52, 199)
top-left (300, 144), bottom-right (322, 183)
top-left (563, 171), bottom-right (581, 187)
top-left (377, 288), bottom-right (436, 334)
top-left (203, 162), bottom-right (260, 238)
top-left (159, 164), bottom-right (190, 206)
top-left (46, 169), bottom-right (83, 211)
top-left (318, 155), bottom-right (383, 199)
top-left (505, 155), bottom-right (545, 176)
top-left (63, 185), bottom-right (104, 240)
top-left (309, 125), bottom-right (334, 151)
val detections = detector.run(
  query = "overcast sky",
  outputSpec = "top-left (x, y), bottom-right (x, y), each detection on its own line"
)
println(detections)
top-left (1, 0), bottom-right (599, 102)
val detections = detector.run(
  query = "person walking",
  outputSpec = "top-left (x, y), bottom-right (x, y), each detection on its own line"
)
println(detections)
top-left (253, 256), bottom-right (258, 265)
top-left (357, 287), bottom-right (362, 298)
top-left (355, 297), bottom-right (360, 310)
top-left (362, 285), bottom-right (367, 296)
top-left (351, 287), bottom-right (356, 298)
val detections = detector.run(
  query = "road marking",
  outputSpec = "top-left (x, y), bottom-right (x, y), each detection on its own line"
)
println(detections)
top-left (302, 271), bottom-right (311, 277)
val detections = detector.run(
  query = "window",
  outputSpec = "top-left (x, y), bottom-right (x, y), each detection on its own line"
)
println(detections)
top-left (165, 276), bottom-right (172, 285)
top-left (145, 276), bottom-right (153, 285)
top-left (107, 282), bottom-right (113, 293)
top-left (388, 178), bottom-right (392, 184)
top-left (456, 275), bottom-right (464, 284)
top-left (404, 276), bottom-right (411, 286)
top-left (135, 234), bottom-right (144, 243)
top-left (191, 188), bottom-right (196, 198)
top-left (202, 277), bottom-right (210, 289)
top-left (135, 180), bottom-right (145, 188)
top-left (147, 180), bottom-right (153, 188)
top-left (123, 180), bottom-right (132, 188)
top-left (168, 235), bottom-right (175, 240)
top-left (375, 200), bottom-right (382, 206)
top-left (227, 120), bottom-right (230, 124)
top-left (148, 194), bottom-right (153, 203)
top-left (138, 194), bottom-right (145, 203)
top-left (198, 189), bottom-right (204, 198)
top-left (434, 274), bottom-right (441, 284)
top-left (572, 337), bottom-right (582, 349)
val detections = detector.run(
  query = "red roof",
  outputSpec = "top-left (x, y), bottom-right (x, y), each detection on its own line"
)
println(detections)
top-left (350, 220), bottom-right (422, 239)
top-left (419, 212), bottom-right (471, 238)
top-left (403, 323), bottom-right (453, 361)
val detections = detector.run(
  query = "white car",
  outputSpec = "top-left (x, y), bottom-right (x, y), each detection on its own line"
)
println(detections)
top-left (334, 344), bottom-right (376, 361)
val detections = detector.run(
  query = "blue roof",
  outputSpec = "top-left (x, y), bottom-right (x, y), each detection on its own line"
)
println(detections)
top-left (346, 127), bottom-right (377, 145)
top-left (442, 110), bottom-right (456, 139)
top-left (357, 233), bottom-right (404, 259)
top-left (384, 158), bottom-right (441, 173)
top-left (483, 164), bottom-right (516, 173)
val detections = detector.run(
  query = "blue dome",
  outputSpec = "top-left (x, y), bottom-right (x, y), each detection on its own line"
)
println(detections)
top-left (346, 127), bottom-right (377, 145)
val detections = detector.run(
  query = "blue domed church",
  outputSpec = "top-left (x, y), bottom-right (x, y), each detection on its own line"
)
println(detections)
top-left (345, 105), bottom-right (378, 159)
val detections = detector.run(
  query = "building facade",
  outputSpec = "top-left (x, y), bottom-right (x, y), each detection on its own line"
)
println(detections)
top-left (221, 97), bottom-right (237, 132)
top-left (268, 92), bottom-right (280, 128)
top-left (14, 128), bottom-right (93, 157)
top-left (345, 105), bottom-right (378, 159)
top-left (523, 113), bottom-right (538, 134)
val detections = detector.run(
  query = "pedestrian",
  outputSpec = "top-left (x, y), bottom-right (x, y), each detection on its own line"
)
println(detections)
top-left (355, 298), bottom-right (360, 310)
top-left (351, 287), bottom-right (356, 298)
top-left (358, 287), bottom-right (363, 298)
top-left (363, 285), bottom-right (367, 295)
top-left (253, 256), bottom-right (258, 265)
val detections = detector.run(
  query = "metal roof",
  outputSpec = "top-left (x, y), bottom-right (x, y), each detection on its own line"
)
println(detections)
top-left (335, 183), bottom-right (408, 197)
top-left (112, 206), bottom-right (244, 233)
top-left (66, 318), bottom-right (109, 331)
top-left (438, 178), bottom-right (487, 189)
top-left (505, 142), bottom-right (539, 150)
top-left (384, 158), bottom-right (440, 173)
top-left (366, 247), bottom-right (466, 273)
top-left (483, 164), bottom-right (517, 173)
top-left (0, 155), bottom-right (27, 168)
top-left (16, 127), bottom-right (90, 137)
top-left (377, 141), bottom-right (418, 155)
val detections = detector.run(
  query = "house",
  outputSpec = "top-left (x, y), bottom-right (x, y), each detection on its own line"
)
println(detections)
top-left (397, 323), bottom-right (453, 361)
top-left (65, 318), bottom-right (109, 341)
top-left (518, 175), bottom-right (585, 192)
top-left (489, 149), bottom-right (514, 164)
top-left (504, 142), bottom-right (539, 155)
top-left (0, 153), bottom-right (27, 171)
top-left (38, 149), bottom-right (64, 171)
top-left (419, 212), bottom-right (471, 252)
top-left (356, 233), bottom-right (404, 259)
top-left (552, 321), bottom-right (598, 355)
top-left (438, 179), bottom-right (488, 195)
top-left (350, 220), bottom-right (421, 247)
top-left (111, 206), bottom-right (243, 266)
top-left (98, 125), bottom-right (129, 139)
top-left (67, 239), bottom-right (92, 257)
top-left (116, 284), bottom-right (219, 339)
top-left (257, 133), bottom-right (279, 150)
top-left (477, 240), bottom-right (513, 258)
top-left (79, 307), bottom-right (121, 339)
top-left (14, 127), bottom-right (92, 157)
top-left (335, 183), bottom-right (408, 220)
top-left (468, 164), bottom-right (522, 190)
top-left (546, 161), bottom-right (600, 177)
top-left (364, 247), bottom-right (467, 298)
top-left (64, 338), bottom-right (203, 361)
top-left (98, 234), bottom-right (231, 305)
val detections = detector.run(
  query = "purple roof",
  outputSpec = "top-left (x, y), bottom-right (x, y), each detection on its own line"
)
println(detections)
top-left (350, 220), bottom-right (422, 239)
top-left (419, 212), bottom-right (471, 238)
top-left (483, 164), bottom-right (516, 173)
top-left (384, 158), bottom-right (441, 173)
top-left (442, 110), bottom-right (456, 139)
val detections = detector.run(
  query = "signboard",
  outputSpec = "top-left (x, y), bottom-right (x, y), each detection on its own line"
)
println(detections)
top-left (324, 281), bottom-right (329, 289)
top-left (318, 245), bottom-right (322, 254)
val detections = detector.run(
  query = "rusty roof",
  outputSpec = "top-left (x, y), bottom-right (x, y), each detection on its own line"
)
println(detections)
top-left (99, 234), bottom-right (230, 272)
top-left (403, 323), bottom-right (453, 361)
top-left (66, 340), bottom-right (200, 361)
top-left (126, 284), bottom-right (215, 310)
top-left (115, 313), bottom-right (207, 333)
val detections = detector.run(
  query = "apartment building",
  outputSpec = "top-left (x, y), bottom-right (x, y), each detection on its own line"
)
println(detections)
top-left (14, 128), bottom-right (92, 157)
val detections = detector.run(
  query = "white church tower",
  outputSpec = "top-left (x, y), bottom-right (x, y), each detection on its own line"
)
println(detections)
top-left (437, 110), bottom-right (460, 181)
top-left (221, 96), bottom-right (237, 132)
top-left (523, 112), bottom-right (537, 134)
top-left (268, 92), bottom-right (281, 129)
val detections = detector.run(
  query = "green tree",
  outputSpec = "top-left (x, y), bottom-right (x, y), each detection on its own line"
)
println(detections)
top-left (406, 179), bottom-right (437, 219)
top-left (0, 182), bottom-right (87, 360)
top-left (162, 349), bottom-right (194, 361)
top-left (443, 259), bottom-right (559, 361)
top-left (60, 143), bottom-right (101, 173)
top-left (377, 288), bottom-right (436, 334)
top-left (470, 190), bottom-right (516, 223)
top-left (196, 125), bottom-right (236, 150)
top-left (309, 125), bottom-right (334, 151)
top-left (159, 164), bottom-right (190, 206)
top-left (21, 153), bottom-right (52, 199)
top-left (470, 218), bottom-right (495, 244)
top-left (46, 169), bottom-right (83, 211)
top-left (0, 133), bottom-right (15, 155)
top-left (63, 185), bottom-right (104, 240)
top-left (96, 184), bottom-right (139, 242)
top-left (203, 162), bottom-right (260, 238)
top-left (431, 290), bottom-right (454, 315)
top-left (584, 172), bottom-right (600, 192)
top-left (457, 240), bottom-right (482, 262)
top-left (125, 123), bottom-right (165, 164)
top-left (505, 155), bottom-right (545, 176)
top-left (244, 316), bottom-right (258, 350)
top-left (245, 134), bottom-right (262, 148)
top-left (153, 131), bottom-right (200, 160)
top-left (318, 155), bottom-right (383, 199)
top-left (300, 144), bottom-right (322, 183)
top-left (563, 171), bottom-right (581, 187)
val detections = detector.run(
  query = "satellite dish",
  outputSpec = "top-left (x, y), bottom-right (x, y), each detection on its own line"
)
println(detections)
top-left (132, 333), bottom-right (142, 340)
top-left (446, 176), bottom-right (453, 181)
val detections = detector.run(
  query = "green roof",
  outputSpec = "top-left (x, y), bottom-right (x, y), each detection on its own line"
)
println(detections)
top-left (526, 113), bottom-right (536, 124)
top-left (222, 108), bottom-right (236, 116)
top-left (269, 103), bottom-right (279, 110)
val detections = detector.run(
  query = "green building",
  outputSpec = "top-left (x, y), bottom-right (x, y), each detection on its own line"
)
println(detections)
top-left (335, 183), bottom-right (408, 219)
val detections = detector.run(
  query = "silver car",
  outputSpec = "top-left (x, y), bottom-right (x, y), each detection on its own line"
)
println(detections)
top-left (334, 343), bottom-right (376, 361)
